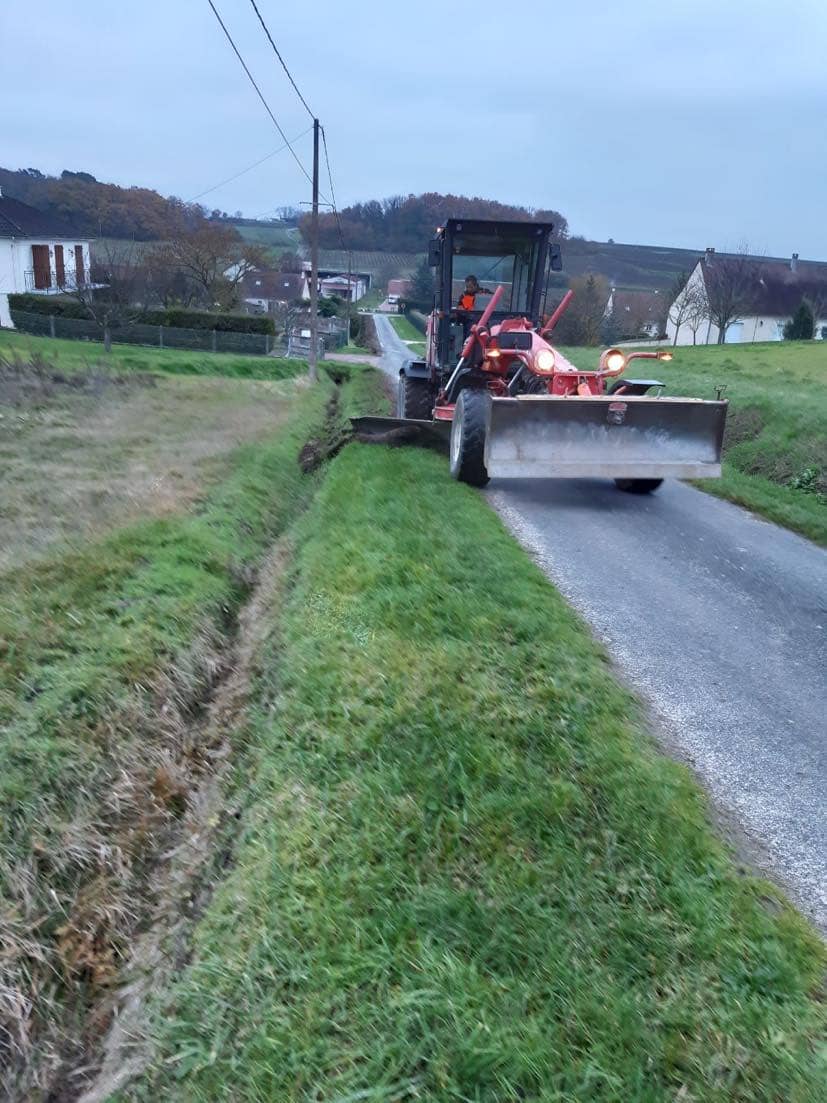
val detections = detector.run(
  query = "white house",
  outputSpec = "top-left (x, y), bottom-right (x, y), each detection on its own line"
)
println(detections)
top-left (318, 273), bottom-right (367, 302)
top-left (666, 248), bottom-right (827, 345)
top-left (0, 190), bottom-right (93, 328)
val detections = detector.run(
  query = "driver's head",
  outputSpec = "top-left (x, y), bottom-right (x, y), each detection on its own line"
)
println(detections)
top-left (464, 275), bottom-right (480, 292)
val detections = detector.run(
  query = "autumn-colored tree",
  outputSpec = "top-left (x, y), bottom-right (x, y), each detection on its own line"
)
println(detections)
top-left (300, 192), bottom-right (568, 252)
top-left (0, 165), bottom-right (204, 239)
top-left (148, 224), bottom-right (267, 310)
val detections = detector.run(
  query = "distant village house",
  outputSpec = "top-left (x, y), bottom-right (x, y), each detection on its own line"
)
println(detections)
top-left (667, 248), bottom-right (827, 344)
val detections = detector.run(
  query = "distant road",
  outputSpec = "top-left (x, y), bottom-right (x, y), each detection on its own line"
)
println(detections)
top-left (373, 313), bottom-right (827, 931)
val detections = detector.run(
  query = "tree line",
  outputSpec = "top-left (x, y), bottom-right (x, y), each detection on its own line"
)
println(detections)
top-left (302, 192), bottom-right (569, 253)
top-left (0, 166), bottom-right (235, 240)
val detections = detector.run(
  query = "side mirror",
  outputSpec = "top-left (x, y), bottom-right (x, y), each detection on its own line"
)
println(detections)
top-left (549, 243), bottom-right (563, 272)
top-left (428, 240), bottom-right (441, 268)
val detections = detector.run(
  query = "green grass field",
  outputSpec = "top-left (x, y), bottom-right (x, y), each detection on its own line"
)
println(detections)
top-left (390, 312), bottom-right (427, 356)
top-left (561, 340), bottom-right (827, 544)
top-left (0, 328), bottom-right (307, 381)
top-left (0, 369), bottom-right (340, 1095)
top-left (130, 390), bottom-right (825, 1100)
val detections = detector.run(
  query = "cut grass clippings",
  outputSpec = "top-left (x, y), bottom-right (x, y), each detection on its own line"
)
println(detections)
top-left (0, 374), bottom-right (344, 1095)
top-left (133, 441), bottom-right (825, 1102)
top-left (561, 340), bottom-right (827, 544)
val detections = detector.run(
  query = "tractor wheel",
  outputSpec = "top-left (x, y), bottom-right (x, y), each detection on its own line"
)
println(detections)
top-left (397, 373), bottom-right (433, 420)
top-left (449, 388), bottom-right (490, 487)
top-left (614, 478), bottom-right (664, 494)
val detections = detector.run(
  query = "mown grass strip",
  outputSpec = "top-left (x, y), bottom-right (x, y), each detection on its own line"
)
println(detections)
top-left (0, 376), bottom-right (339, 1092)
top-left (561, 340), bottom-right (827, 544)
top-left (0, 328), bottom-right (367, 384)
top-left (136, 442), bottom-right (825, 1101)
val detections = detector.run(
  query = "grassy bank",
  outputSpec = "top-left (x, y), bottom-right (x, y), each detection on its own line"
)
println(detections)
top-left (0, 328), bottom-right (320, 382)
top-left (135, 441), bottom-right (825, 1101)
top-left (0, 376), bottom-right (338, 1094)
top-left (391, 313), bottom-right (427, 356)
top-left (562, 340), bottom-right (827, 543)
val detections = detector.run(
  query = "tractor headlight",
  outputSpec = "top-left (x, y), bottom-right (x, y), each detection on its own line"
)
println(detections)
top-left (534, 348), bottom-right (555, 373)
top-left (605, 350), bottom-right (626, 372)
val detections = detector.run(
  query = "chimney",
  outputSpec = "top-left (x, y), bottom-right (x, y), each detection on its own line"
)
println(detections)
top-left (791, 252), bottom-right (799, 273)
top-left (705, 246), bottom-right (715, 263)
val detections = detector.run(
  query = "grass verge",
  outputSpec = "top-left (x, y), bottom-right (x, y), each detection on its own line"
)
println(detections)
top-left (134, 440), bottom-right (825, 1101)
top-left (390, 313), bottom-right (427, 356)
top-left (0, 375), bottom-right (341, 1095)
top-left (0, 328), bottom-right (306, 382)
top-left (561, 340), bottom-right (827, 544)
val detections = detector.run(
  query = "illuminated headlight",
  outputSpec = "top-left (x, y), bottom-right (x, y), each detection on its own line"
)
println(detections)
top-left (535, 348), bottom-right (555, 373)
top-left (605, 350), bottom-right (626, 372)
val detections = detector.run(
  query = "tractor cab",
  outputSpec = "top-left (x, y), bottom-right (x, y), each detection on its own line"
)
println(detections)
top-left (427, 218), bottom-right (562, 375)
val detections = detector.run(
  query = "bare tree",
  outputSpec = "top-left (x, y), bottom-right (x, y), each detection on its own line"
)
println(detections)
top-left (666, 271), bottom-right (691, 345)
top-left (684, 281), bottom-right (710, 345)
top-left (73, 241), bottom-right (152, 352)
top-left (703, 249), bottom-right (756, 344)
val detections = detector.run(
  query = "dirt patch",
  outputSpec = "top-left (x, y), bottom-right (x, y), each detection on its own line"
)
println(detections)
top-left (0, 358), bottom-right (297, 572)
top-left (722, 404), bottom-right (764, 449)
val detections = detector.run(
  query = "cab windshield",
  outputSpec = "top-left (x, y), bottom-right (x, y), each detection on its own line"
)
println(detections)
top-left (451, 230), bottom-right (543, 315)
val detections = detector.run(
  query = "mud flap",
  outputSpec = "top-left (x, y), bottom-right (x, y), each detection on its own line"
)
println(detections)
top-left (485, 395), bottom-right (727, 479)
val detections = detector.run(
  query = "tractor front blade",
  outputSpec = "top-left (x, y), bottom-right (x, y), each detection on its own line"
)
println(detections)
top-left (485, 395), bottom-right (727, 479)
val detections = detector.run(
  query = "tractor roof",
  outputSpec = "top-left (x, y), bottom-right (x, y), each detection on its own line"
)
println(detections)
top-left (440, 219), bottom-right (556, 257)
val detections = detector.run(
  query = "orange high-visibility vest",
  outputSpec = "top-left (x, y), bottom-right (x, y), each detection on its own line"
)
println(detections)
top-left (459, 293), bottom-right (476, 310)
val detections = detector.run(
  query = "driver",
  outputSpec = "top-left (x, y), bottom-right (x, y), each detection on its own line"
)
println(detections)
top-left (457, 275), bottom-right (494, 312)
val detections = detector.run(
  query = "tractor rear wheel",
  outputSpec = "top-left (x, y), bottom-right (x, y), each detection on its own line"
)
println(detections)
top-left (397, 372), bottom-right (433, 420)
top-left (614, 478), bottom-right (664, 494)
top-left (449, 388), bottom-right (490, 487)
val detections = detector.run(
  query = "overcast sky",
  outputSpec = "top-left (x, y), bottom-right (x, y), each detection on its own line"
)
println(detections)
top-left (3, 0), bottom-right (826, 256)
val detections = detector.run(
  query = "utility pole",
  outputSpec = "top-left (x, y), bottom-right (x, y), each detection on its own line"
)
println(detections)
top-left (308, 118), bottom-right (320, 382)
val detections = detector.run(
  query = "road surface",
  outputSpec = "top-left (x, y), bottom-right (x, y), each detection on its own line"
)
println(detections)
top-left (372, 313), bottom-right (827, 931)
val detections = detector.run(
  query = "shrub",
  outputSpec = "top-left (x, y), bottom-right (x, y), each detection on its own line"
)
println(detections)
top-left (139, 309), bottom-right (275, 335)
top-left (7, 293), bottom-right (89, 319)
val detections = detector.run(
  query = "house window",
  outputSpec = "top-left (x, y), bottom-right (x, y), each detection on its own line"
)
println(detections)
top-left (75, 245), bottom-right (85, 286)
top-left (31, 244), bottom-right (51, 289)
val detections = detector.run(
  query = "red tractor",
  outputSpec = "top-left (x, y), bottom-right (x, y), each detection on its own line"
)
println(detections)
top-left (356, 219), bottom-right (727, 491)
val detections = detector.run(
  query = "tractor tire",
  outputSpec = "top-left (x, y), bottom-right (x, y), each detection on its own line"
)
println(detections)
top-left (397, 372), bottom-right (433, 420)
top-left (614, 478), bottom-right (664, 494)
top-left (449, 388), bottom-right (490, 487)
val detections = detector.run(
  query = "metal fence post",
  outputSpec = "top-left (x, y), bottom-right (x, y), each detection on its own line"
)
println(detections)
top-left (212, 329), bottom-right (217, 353)
top-left (159, 325), bottom-right (164, 349)
top-left (49, 315), bottom-right (56, 339)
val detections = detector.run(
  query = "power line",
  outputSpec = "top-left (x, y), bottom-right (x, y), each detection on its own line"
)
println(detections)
top-left (248, 0), bottom-right (314, 120)
top-left (321, 125), bottom-right (348, 256)
top-left (187, 126), bottom-right (313, 203)
top-left (206, 0), bottom-right (316, 191)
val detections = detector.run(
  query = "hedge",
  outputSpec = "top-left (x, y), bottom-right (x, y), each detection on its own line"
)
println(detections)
top-left (139, 309), bottom-right (275, 335)
top-left (5, 295), bottom-right (275, 336)
top-left (7, 294), bottom-right (89, 319)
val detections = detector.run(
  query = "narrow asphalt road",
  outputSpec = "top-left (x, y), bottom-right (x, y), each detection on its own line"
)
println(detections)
top-left (372, 313), bottom-right (827, 931)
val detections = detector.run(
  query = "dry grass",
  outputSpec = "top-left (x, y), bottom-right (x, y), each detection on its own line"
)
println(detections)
top-left (0, 354), bottom-right (299, 571)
